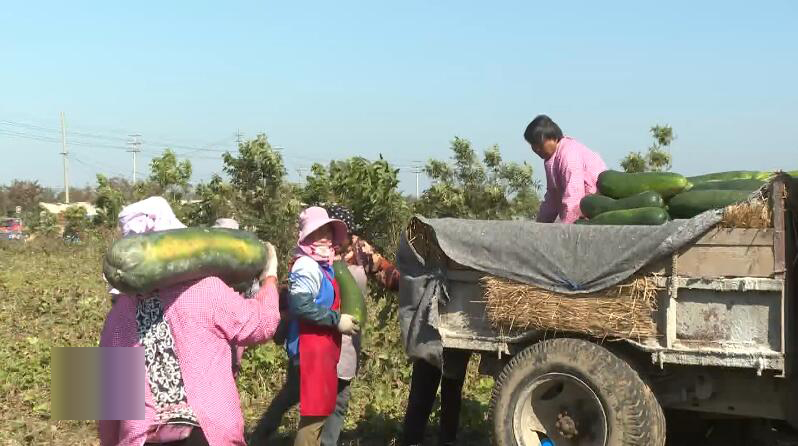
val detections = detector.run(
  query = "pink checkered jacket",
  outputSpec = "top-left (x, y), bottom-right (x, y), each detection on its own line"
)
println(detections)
top-left (98, 276), bottom-right (280, 446)
top-left (537, 136), bottom-right (607, 224)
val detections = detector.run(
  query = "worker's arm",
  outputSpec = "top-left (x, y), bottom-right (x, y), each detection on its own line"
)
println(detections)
top-left (289, 257), bottom-right (341, 327)
top-left (536, 189), bottom-right (558, 223)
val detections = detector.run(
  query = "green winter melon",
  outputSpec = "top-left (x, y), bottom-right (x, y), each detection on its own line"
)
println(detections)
top-left (668, 190), bottom-right (751, 219)
top-left (582, 207), bottom-right (669, 226)
top-left (597, 170), bottom-right (689, 199)
top-left (689, 178), bottom-right (766, 192)
top-left (687, 170), bottom-right (774, 185)
top-left (580, 191), bottom-right (664, 219)
top-left (104, 228), bottom-right (266, 294)
top-left (332, 260), bottom-right (367, 330)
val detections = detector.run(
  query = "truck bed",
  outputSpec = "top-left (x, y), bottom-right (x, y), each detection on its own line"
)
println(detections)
top-left (435, 180), bottom-right (795, 374)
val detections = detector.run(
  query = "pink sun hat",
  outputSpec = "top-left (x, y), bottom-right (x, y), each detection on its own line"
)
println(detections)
top-left (297, 206), bottom-right (348, 246)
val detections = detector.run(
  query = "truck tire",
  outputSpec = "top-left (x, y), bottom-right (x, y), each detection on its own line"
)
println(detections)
top-left (647, 386), bottom-right (666, 444)
top-left (489, 338), bottom-right (666, 446)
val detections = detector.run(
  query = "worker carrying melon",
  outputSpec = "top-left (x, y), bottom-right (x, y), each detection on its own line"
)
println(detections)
top-left (524, 115), bottom-right (608, 223)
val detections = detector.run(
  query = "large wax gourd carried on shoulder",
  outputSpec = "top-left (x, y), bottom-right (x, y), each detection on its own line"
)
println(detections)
top-left (104, 228), bottom-right (267, 294)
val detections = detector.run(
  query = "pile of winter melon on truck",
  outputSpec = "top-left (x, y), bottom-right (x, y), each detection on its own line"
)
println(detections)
top-left (578, 169), bottom-right (798, 225)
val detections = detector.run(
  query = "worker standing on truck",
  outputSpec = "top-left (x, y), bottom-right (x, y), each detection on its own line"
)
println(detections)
top-left (524, 115), bottom-right (607, 223)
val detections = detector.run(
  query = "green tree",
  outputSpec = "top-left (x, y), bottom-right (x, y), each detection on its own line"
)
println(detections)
top-left (93, 174), bottom-right (125, 227)
top-left (416, 137), bottom-right (540, 219)
top-left (621, 124), bottom-right (675, 173)
top-left (300, 163), bottom-right (335, 205)
top-left (104, 177), bottom-right (137, 201)
top-left (149, 149), bottom-right (193, 201)
top-left (0, 185), bottom-right (8, 216)
top-left (222, 134), bottom-right (302, 256)
top-left (26, 210), bottom-right (58, 235)
top-left (63, 205), bottom-right (88, 240)
top-left (4, 180), bottom-right (61, 227)
top-left (303, 156), bottom-right (411, 251)
top-left (185, 174), bottom-right (238, 226)
top-left (6, 180), bottom-right (46, 212)
top-left (56, 185), bottom-right (95, 203)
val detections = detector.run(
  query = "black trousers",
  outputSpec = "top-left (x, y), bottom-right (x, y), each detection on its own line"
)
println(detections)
top-left (145, 427), bottom-right (209, 446)
top-left (402, 350), bottom-right (471, 446)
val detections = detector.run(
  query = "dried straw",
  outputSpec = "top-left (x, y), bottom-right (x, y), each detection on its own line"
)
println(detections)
top-left (406, 217), bottom-right (447, 266)
top-left (720, 200), bottom-right (772, 229)
top-left (406, 216), bottom-right (470, 270)
top-left (717, 181), bottom-right (778, 229)
top-left (483, 276), bottom-right (660, 341)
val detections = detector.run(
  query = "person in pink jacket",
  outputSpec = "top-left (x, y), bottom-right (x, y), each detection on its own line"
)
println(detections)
top-left (98, 197), bottom-right (281, 446)
top-left (524, 115), bottom-right (608, 223)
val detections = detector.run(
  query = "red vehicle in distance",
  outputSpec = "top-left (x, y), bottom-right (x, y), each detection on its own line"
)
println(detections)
top-left (0, 217), bottom-right (25, 240)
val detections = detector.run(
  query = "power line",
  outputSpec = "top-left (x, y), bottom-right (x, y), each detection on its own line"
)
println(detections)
top-left (0, 119), bottom-right (232, 154)
top-left (145, 141), bottom-right (228, 153)
top-left (1, 126), bottom-right (429, 171)
top-left (2, 117), bottom-right (436, 167)
top-left (0, 125), bottom-right (238, 160)
top-left (0, 127), bottom-right (129, 150)
top-left (0, 131), bottom-right (149, 166)
top-left (189, 154), bottom-right (228, 160)
top-left (2, 117), bottom-right (431, 193)
top-left (2, 118), bottom-right (417, 166)
top-left (71, 156), bottom-right (130, 179)
top-left (1, 120), bottom-right (129, 143)
top-left (0, 129), bottom-right (61, 143)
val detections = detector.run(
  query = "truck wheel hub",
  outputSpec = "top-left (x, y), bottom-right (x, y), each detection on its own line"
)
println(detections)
top-left (556, 412), bottom-right (578, 438)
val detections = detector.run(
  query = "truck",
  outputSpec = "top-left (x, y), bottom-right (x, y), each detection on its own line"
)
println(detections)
top-left (399, 176), bottom-right (797, 445)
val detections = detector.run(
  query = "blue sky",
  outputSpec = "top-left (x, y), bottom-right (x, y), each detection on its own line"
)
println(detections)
top-left (1, 1), bottom-right (796, 195)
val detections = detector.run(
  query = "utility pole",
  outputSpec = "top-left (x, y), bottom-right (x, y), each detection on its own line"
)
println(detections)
top-left (127, 134), bottom-right (142, 183)
top-left (235, 129), bottom-right (243, 145)
top-left (60, 112), bottom-right (70, 204)
top-left (412, 161), bottom-right (423, 198)
top-left (296, 167), bottom-right (307, 187)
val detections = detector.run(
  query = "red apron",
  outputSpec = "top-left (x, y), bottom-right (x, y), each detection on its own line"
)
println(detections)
top-left (298, 268), bottom-right (342, 416)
